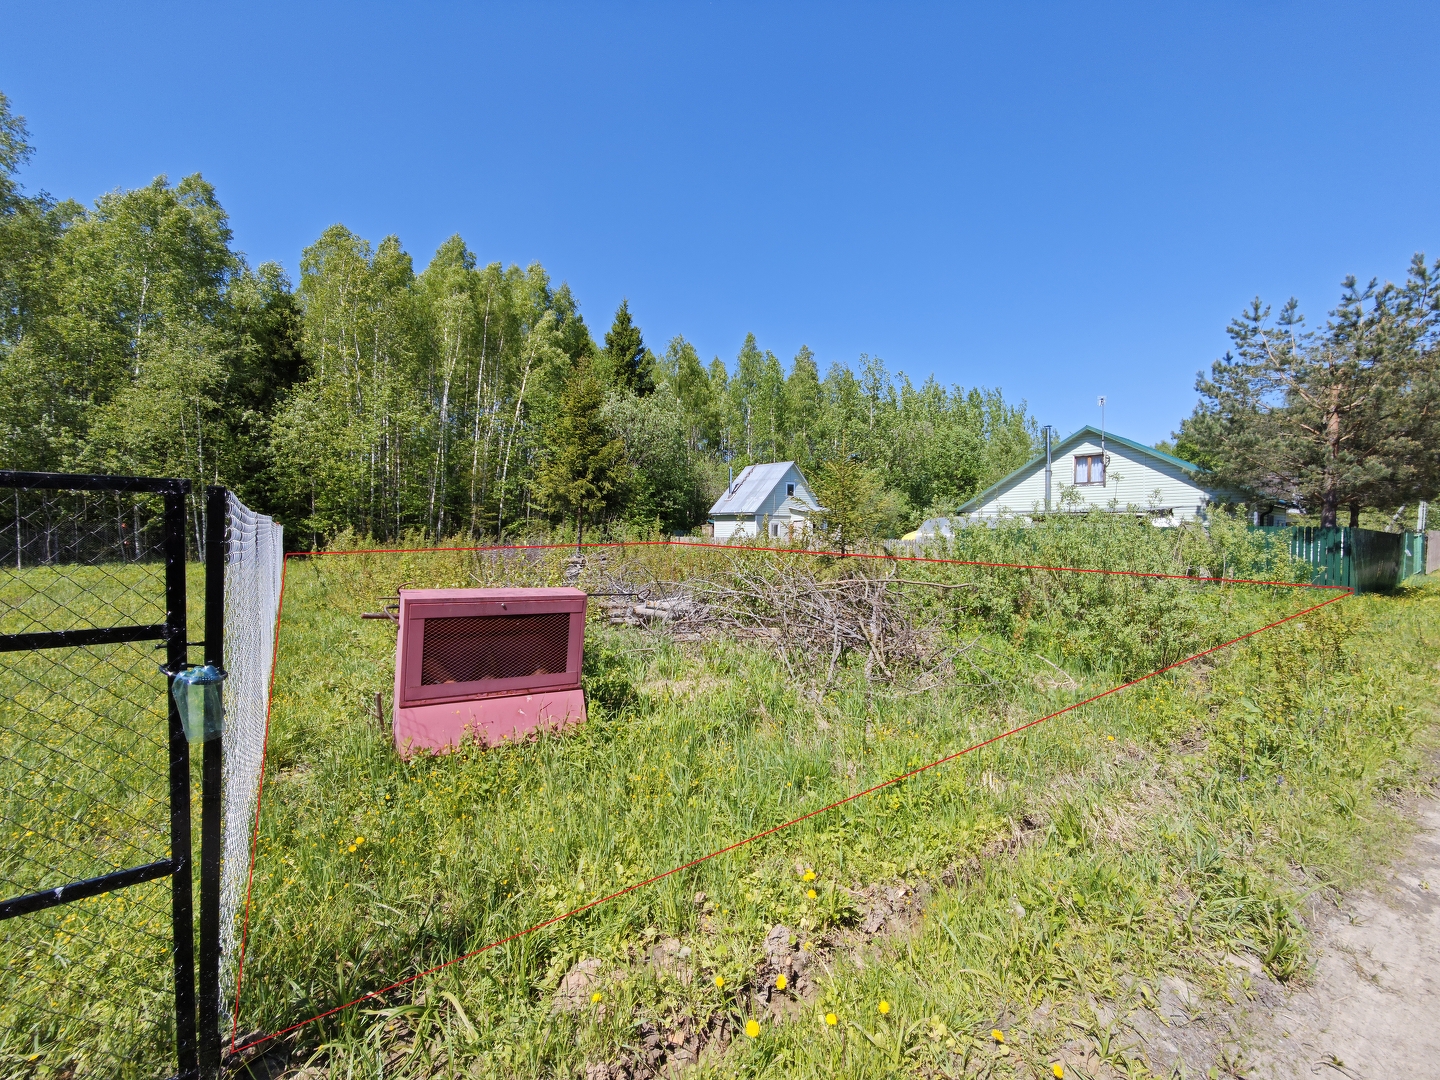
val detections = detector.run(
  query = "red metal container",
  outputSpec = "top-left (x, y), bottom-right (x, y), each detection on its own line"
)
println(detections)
top-left (392, 587), bottom-right (587, 754)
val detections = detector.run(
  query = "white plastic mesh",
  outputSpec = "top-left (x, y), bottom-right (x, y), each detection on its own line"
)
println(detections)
top-left (220, 494), bottom-right (283, 1006)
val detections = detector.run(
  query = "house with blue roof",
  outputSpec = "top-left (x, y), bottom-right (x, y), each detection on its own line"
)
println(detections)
top-left (955, 426), bottom-right (1218, 524)
top-left (708, 462), bottom-right (824, 540)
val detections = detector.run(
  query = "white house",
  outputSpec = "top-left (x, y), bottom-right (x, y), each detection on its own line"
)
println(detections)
top-left (956, 426), bottom-right (1215, 523)
top-left (708, 462), bottom-right (824, 541)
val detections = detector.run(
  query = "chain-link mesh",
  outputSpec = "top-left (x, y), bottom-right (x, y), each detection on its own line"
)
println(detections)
top-left (0, 485), bottom-right (180, 1079)
top-left (219, 494), bottom-right (282, 1015)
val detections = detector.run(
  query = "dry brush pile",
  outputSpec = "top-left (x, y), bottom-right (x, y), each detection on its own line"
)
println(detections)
top-left (582, 548), bottom-right (985, 696)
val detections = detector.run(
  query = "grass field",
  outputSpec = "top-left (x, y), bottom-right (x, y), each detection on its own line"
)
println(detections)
top-left (225, 521), bottom-right (1440, 1078)
top-left (3, 516), bottom-right (1437, 1079)
top-left (0, 563), bottom-right (183, 1079)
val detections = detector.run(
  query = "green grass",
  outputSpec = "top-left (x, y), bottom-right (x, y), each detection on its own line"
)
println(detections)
top-left (226, 533), bottom-right (1438, 1078)
top-left (0, 562), bottom-right (185, 1079)
top-left (3, 524), bottom-right (1436, 1080)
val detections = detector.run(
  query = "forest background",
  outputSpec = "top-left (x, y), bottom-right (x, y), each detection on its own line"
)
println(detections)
top-left (5, 89), bottom-right (1439, 543)
top-left (0, 95), bottom-right (1034, 546)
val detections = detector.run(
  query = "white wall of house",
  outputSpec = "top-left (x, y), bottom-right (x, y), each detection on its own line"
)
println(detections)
top-left (969, 437), bottom-right (1210, 521)
top-left (713, 516), bottom-right (754, 540)
top-left (709, 463), bottom-right (821, 540)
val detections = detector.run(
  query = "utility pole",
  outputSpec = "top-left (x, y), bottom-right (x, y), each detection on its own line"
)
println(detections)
top-left (1097, 396), bottom-right (1107, 487)
top-left (1042, 425), bottom-right (1054, 512)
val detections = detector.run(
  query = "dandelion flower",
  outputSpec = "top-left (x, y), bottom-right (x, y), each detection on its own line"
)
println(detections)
top-left (1106, 735), bottom-right (1114, 741)
top-left (806, 888), bottom-right (817, 899)
top-left (355, 836), bottom-right (364, 844)
top-left (824, 1012), bottom-right (838, 1027)
top-left (347, 845), bottom-right (356, 853)
top-left (591, 991), bottom-right (603, 1004)
top-left (802, 869), bottom-right (816, 882)
top-left (714, 975), bottom-right (724, 989)
top-left (1051, 1065), bottom-right (1064, 1078)
top-left (745, 1019), bottom-right (760, 1038)
top-left (775, 974), bottom-right (787, 991)
top-left (992, 1029), bottom-right (1005, 1044)
top-left (878, 1000), bottom-right (890, 1015)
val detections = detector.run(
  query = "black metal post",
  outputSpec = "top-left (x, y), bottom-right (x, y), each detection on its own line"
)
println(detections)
top-left (164, 491), bottom-right (198, 1077)
top-left (198, 486), bottom-right (226, 1076)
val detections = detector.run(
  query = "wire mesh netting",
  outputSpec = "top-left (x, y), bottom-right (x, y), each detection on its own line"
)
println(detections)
top-left (218, 494), bottom-right (283, 1020)
top-left (0, 485), bottom-right (180, 1078)
top-left (419, 612), bottom-right (572, 684)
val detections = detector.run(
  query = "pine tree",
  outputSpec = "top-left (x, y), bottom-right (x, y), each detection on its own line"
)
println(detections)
top-left (1180, 260), bottom-right (1440, 525)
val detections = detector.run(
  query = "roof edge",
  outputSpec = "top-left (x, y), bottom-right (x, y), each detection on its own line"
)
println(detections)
top-left (956, 426), bottom-right (1201, 513)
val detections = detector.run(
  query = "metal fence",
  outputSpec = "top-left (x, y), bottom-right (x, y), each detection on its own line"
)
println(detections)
top-left (1254, 525), bottom-right (1429, 593)
top-left (0, 473), bottom-right (236, 1080)
top-left (0, 472), bottom-right (197, 1077)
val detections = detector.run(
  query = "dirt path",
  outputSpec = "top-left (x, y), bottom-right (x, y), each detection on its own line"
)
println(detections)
top-left (1237, 795), bottom-right (1440, 1079)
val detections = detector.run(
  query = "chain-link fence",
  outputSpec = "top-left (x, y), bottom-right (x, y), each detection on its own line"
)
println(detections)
top-left (0, 472), bottom-right (198, 1079)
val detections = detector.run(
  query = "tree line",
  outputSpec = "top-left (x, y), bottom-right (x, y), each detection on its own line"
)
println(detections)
top-left (0, 92), bottom-right (1036, 544)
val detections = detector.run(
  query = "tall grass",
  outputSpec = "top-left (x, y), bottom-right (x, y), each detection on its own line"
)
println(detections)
top-left (220, 522), bottom-right (1429, 1079)
top-left (3, 518), bottom-right (1432, 1079)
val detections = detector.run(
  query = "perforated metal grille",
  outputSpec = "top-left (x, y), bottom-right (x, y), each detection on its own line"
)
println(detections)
top-left (420, 612), bottom-right (572, 685)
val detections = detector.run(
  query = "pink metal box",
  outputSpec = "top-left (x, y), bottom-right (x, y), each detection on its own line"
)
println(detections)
top-left (392, 587), bottom-right (587, 755)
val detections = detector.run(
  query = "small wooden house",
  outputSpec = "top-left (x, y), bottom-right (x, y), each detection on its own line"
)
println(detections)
top-left (708, 462), bottom-right (824, 541)
top-left (956, 426), bottom-right (1216, 523)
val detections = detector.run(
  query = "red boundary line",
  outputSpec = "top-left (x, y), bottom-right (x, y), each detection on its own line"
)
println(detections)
top-left (229, 540), bottom-right (1348, 1053)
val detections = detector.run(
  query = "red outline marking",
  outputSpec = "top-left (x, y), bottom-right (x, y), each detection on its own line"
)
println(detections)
top-left (229, 540), bottom-right (1347, 1053)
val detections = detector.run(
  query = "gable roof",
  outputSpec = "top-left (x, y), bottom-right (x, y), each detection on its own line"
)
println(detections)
top-left (710, 461), bottom-right (812, 515)
top-left (957, 426), bottom-right (1203, 513)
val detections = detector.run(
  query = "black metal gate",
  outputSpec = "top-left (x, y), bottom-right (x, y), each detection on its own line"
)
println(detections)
top-left (0, 471), bottom-right (224, 1079)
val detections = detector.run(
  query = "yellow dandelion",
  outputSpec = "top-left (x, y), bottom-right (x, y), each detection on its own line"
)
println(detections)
top-left (802, 869), bottom-right (816, 881)
top-left (775, 974), bottom-right (787, 991)
top-left (744, 1019), bottom-right (760, 1038)
top-left (347, 845), bottom-right (356, 853)
top-left (591, 991), bottom-right (602, 1004)
top-left (714, 975), bottom-right (724, 989)
top-left (824, 1012), bottom-right (838, 1027)
top-left (1106, 735), bottom-right (1114, 741)
top-left (355, 836), bottom-right (365, 844)
top-left (806, 888), bottom-right (817, 899)
top-left (878, 1000), bottom-right (890, 1015)
top-left (992, 1029), bottom-right (1005, 1044)
top-left (1051, 1065), bottom-right (1064, 1079)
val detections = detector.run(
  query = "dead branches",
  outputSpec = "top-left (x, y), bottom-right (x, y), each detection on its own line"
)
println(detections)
top-left (590, 553), bottom-right (976, 694)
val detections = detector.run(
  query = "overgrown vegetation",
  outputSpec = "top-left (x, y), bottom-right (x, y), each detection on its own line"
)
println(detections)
top-left (207, 524), bottom-right (1438, 1079)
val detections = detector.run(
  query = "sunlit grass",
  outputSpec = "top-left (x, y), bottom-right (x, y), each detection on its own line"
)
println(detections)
top-left (225, 541), bottom-right (1437, 1077)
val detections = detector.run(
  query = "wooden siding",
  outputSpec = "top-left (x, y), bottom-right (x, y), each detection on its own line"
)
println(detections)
top-left (971, 438), bottom-right (1210, 520)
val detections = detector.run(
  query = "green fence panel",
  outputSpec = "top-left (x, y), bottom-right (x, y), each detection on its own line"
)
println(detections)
top-left (1401, 531), bottom-right (1427, 581)
top-left (1250, 526), bottom-right (1427, 592)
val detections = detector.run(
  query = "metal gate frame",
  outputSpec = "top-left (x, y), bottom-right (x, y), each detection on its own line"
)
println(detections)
top-left (0, 470), bottom-right (226, 1080)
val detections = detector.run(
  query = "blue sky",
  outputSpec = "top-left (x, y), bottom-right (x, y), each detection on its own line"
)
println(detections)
top-left (4, 2), bottom-right (1438, 445)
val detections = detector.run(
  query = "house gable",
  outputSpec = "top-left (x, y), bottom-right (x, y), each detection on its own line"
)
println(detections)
top-left (958, 426), bottom-right (1212, 520)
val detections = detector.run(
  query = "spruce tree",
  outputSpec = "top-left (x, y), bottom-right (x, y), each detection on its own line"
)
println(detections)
top-left (602, 299), bottom-right (654, 395)
top-left (536, 357), bottom-right (627, 542)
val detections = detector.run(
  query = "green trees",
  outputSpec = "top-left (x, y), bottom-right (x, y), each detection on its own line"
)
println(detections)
top-left (0, 87), bottom-right (1037, 542)
top-left (1179, 259), bottom-right (1440, 525)
top-left (535, 359), bottom-right (626, 541)
top-left (601, 299), bottom-right (653, 395)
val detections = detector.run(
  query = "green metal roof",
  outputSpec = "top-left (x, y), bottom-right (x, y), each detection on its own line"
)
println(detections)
top-left (957, 426), bottom-right (1202, 513)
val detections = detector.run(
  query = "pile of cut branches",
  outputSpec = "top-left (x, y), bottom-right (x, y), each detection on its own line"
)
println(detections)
top-left (589, 552), bottom-right (981, 694)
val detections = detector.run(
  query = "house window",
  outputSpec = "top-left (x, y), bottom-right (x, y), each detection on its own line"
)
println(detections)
top-left (1074, 454), bottom-right (1105, 486)
top-left (786, 483), bottom-right (795, 497)
top-left (771, 522), bottom-right (781, 537)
